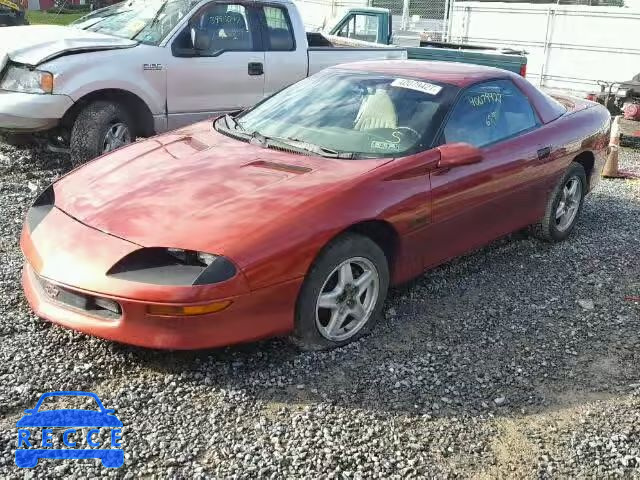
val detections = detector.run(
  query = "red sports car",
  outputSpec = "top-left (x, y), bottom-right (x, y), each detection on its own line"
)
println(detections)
top-left (21, 61), bottom-right (610, 350)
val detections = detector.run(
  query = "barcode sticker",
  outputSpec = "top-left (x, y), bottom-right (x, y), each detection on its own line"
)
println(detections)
top-left (391, 78), bottom-right (442, 95)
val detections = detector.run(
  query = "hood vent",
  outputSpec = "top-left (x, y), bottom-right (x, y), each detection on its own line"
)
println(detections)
top-left (246, 160), bottom-right (312, 174)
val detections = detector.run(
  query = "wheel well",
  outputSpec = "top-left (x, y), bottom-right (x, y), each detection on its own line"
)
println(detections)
top-left (344, 220), bottom-right (399, 269)
top-left (574, 151), bottom-right (595, 187)
top-left (62, 89), bottom-right (155, 138)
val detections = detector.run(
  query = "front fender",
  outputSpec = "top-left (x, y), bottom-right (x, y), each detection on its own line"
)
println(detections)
top-left (42, 45), bottom-right (167, 116)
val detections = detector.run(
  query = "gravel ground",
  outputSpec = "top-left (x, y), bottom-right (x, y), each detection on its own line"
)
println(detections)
top-left (0, 136), bottom-right (639, 479)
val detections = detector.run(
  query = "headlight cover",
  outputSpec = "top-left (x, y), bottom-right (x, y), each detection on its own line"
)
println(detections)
top-left (107, 248), bottom-right (237, 286)
top-left (26, 185), bottom-right (55, 232)
top-left (1, 66), bottom-right (54, 94)
top-left (616, 89), bottom-right (628, 98)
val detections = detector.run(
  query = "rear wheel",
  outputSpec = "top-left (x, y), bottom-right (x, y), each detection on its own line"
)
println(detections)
top-left (531, 162), bottom-right (587, 242)
top-left (70, 100), bottom-right (135, 167)
top-left (290, 233), bottom-right (389, 351)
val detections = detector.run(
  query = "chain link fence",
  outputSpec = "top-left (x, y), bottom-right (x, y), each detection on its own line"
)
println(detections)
top-left (296, 0), bottom-right (455, 42)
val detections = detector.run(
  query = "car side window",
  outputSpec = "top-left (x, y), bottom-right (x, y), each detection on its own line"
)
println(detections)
top-left (443, 79), bottom-right (538, 147)
top-left (336, 14), bottom-right (379, 43)
top-left (174, 3), bottom-right (256, 56)
top-left (263, 6), bottom-right (294, 51)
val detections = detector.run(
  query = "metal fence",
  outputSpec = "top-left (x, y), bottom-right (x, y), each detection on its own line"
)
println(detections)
top-left (296, 0), bottom-right (454, 41)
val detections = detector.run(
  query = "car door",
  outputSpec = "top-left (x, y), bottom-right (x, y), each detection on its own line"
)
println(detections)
top-left (165, 2), bottom-right (265, 130)
top-left (423, 79), bottom-right (547, 268)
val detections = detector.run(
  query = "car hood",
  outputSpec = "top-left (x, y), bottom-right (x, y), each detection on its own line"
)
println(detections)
top-left (0, 25), bottom-right (136, 67)
top-left (53, 122), bottom-right (389, 255)
top-left (16, 409), bottom-right (123, 427)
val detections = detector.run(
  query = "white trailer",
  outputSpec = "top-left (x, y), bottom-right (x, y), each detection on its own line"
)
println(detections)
top-left (448, 2), bottom-right (640, 95)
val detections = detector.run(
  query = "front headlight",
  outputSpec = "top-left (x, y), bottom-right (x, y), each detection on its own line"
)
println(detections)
top-left (107, 247), bottom-right (237, 286)
top-left (0, 66), bottom-right (54, 94)
top-left (617, 89), bottom-right (628, 98)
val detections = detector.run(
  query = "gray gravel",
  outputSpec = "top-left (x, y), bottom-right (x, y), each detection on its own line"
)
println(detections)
top-left (0, 139), bottom-right (638, 479)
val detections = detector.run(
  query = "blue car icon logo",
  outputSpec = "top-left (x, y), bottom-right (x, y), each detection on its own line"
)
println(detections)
top-left (15, 391), bottom-right (123, 468)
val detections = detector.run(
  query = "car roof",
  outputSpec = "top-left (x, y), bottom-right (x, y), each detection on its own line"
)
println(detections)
top-left (334, 60), bottom-right (515, 88)
top-left (332, 60), bottom-right (568, 124)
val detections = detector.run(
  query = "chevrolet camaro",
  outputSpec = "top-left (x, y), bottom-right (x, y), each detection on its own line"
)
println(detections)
top-left (21, 61), bottom-right (611, 350)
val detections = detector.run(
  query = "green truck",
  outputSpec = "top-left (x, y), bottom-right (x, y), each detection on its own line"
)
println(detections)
top-left (328, 7), bottom-right (527, 76)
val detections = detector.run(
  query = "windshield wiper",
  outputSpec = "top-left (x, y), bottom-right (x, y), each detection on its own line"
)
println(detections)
top-left (224, 114), bottom-right (245, 132)
top-left (266, 136), bottom-right (355, 159)
top-left (216, 119), bottom-right (354, 159)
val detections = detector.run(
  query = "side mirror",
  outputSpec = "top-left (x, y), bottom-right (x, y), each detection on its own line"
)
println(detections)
top-left (191, 28), bottom-right (211, 51)
top-left (437, 142), bottom-right (483, 169)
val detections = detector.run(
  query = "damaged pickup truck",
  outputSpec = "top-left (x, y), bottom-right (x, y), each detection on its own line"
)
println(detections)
top-left (0, 0), bottom-right (406, 164)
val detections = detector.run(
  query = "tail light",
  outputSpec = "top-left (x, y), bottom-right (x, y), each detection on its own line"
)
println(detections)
top-left (519, 63), bottom-right (527, 77)
top-left (586, 93), bottom-right (598, 102)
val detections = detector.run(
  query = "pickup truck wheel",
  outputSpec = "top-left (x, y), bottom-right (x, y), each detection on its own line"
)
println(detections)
top-left (290, 233), bottom-right (389, 351)
top-left (70, 101), bottom-right (135, 166)
top-left (531, 162), bottom-right (587, 242)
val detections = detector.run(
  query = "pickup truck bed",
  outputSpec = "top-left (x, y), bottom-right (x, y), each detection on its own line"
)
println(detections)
top-left (306, 32), bottom-right (406, 75)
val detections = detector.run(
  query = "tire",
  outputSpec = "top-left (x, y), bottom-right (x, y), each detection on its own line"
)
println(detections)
top-left (290, 233), bottom-right (389, 351)
top-left (70, 100), bottom-right (135, 167)
top-left (531, 162), bottom-right (587, 242)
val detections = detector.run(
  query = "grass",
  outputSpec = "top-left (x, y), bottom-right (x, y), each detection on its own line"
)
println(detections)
top-left (26, 10), bottom-right (84, 26)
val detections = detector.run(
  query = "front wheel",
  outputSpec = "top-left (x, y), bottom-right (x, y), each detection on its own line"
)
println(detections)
top-left (290, 233), bottom-right (389, 351)
top-left (70, 100), bottom-right (135, 167)
top-left (531, 162), bottom-right (587, 242)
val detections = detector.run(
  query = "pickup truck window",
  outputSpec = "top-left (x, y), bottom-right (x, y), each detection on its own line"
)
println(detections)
top-left (443, 79), bottom-right (539, 147)
top-left (336, 14), bottom-right (379, 43)
top-left (173, 3), bottom-right (257, 55)
top-left (71, 0), bottom-right (200, 46)
top-left (262, 6), bottom-right (294, 51)
top-left (231, 70), bottom-right (458, 158)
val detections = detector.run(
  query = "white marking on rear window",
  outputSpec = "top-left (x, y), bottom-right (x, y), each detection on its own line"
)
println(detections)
top-left (391, 79), bottom-right (442, 95)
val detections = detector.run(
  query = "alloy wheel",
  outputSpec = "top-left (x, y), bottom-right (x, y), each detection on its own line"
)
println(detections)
top-left (102, 123), bottom-right (132, 153)
top-left (315, 257), bottom-right (380, 342)
top-left (555, 176), bottom-right (582, 232)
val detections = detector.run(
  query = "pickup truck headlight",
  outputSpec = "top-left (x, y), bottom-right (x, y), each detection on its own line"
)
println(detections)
top-left (0, 66), bottom-right (54, 94)
top-left (107, 247), bottom-right (237, 286)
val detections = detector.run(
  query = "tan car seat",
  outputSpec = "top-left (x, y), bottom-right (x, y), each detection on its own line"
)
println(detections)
top-left (354, 89), bottom-right (398, 131)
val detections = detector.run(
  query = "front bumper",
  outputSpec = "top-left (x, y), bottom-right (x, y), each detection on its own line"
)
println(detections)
top-left (23, 262), bottom-right (301, 350)
top-left (20, 205), bottom-right (302, 349)
top-left (0, 90), bottom-right (74, 132)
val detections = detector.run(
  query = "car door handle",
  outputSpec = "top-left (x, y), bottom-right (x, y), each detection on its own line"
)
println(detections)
top-left (248, 62), bottom-right (263, 76)
top-left (537, 146), bottom-right (551, 160)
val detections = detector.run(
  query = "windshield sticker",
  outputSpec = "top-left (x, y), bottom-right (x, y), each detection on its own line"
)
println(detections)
top-left (371, 140), bottom-right (401, 151)
top-left (468, 92), bottom-right (502, 107)
top-left (391, 79), bottom-right (442, 96)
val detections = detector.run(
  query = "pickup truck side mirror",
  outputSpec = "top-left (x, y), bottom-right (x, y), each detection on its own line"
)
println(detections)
top-left (437, 142), bottom-right (483, 169)
top-left (191, 27), bottom-right (211, 51)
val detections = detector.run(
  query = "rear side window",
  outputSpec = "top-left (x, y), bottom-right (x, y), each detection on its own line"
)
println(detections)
top-left (443, 79), bottom-right (538, 147)
top-left (336, 14), bottom-right (380, 43)
top-left (263, 6), bottom-right (294, 51)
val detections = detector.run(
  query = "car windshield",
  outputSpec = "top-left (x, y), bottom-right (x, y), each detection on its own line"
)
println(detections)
top-left (36, 395), bottom-right (101, 412)
top-left (71, 0), bottom-right (199, 46)
top-left (229, 70), bottom-right (458, 159)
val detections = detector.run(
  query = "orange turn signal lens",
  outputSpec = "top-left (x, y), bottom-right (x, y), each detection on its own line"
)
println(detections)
top-left (147, 300), bottom-right (232, 316)
top-left (40, 73), bottom-right (54, 94)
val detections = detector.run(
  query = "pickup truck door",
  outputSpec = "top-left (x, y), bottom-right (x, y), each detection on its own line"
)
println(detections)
top-left (258, 4), bottom-right (307, 97)
top-left (423, 79), bottom-right (546, 268)
top-left (165, 2), bottom-right (265, 130)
